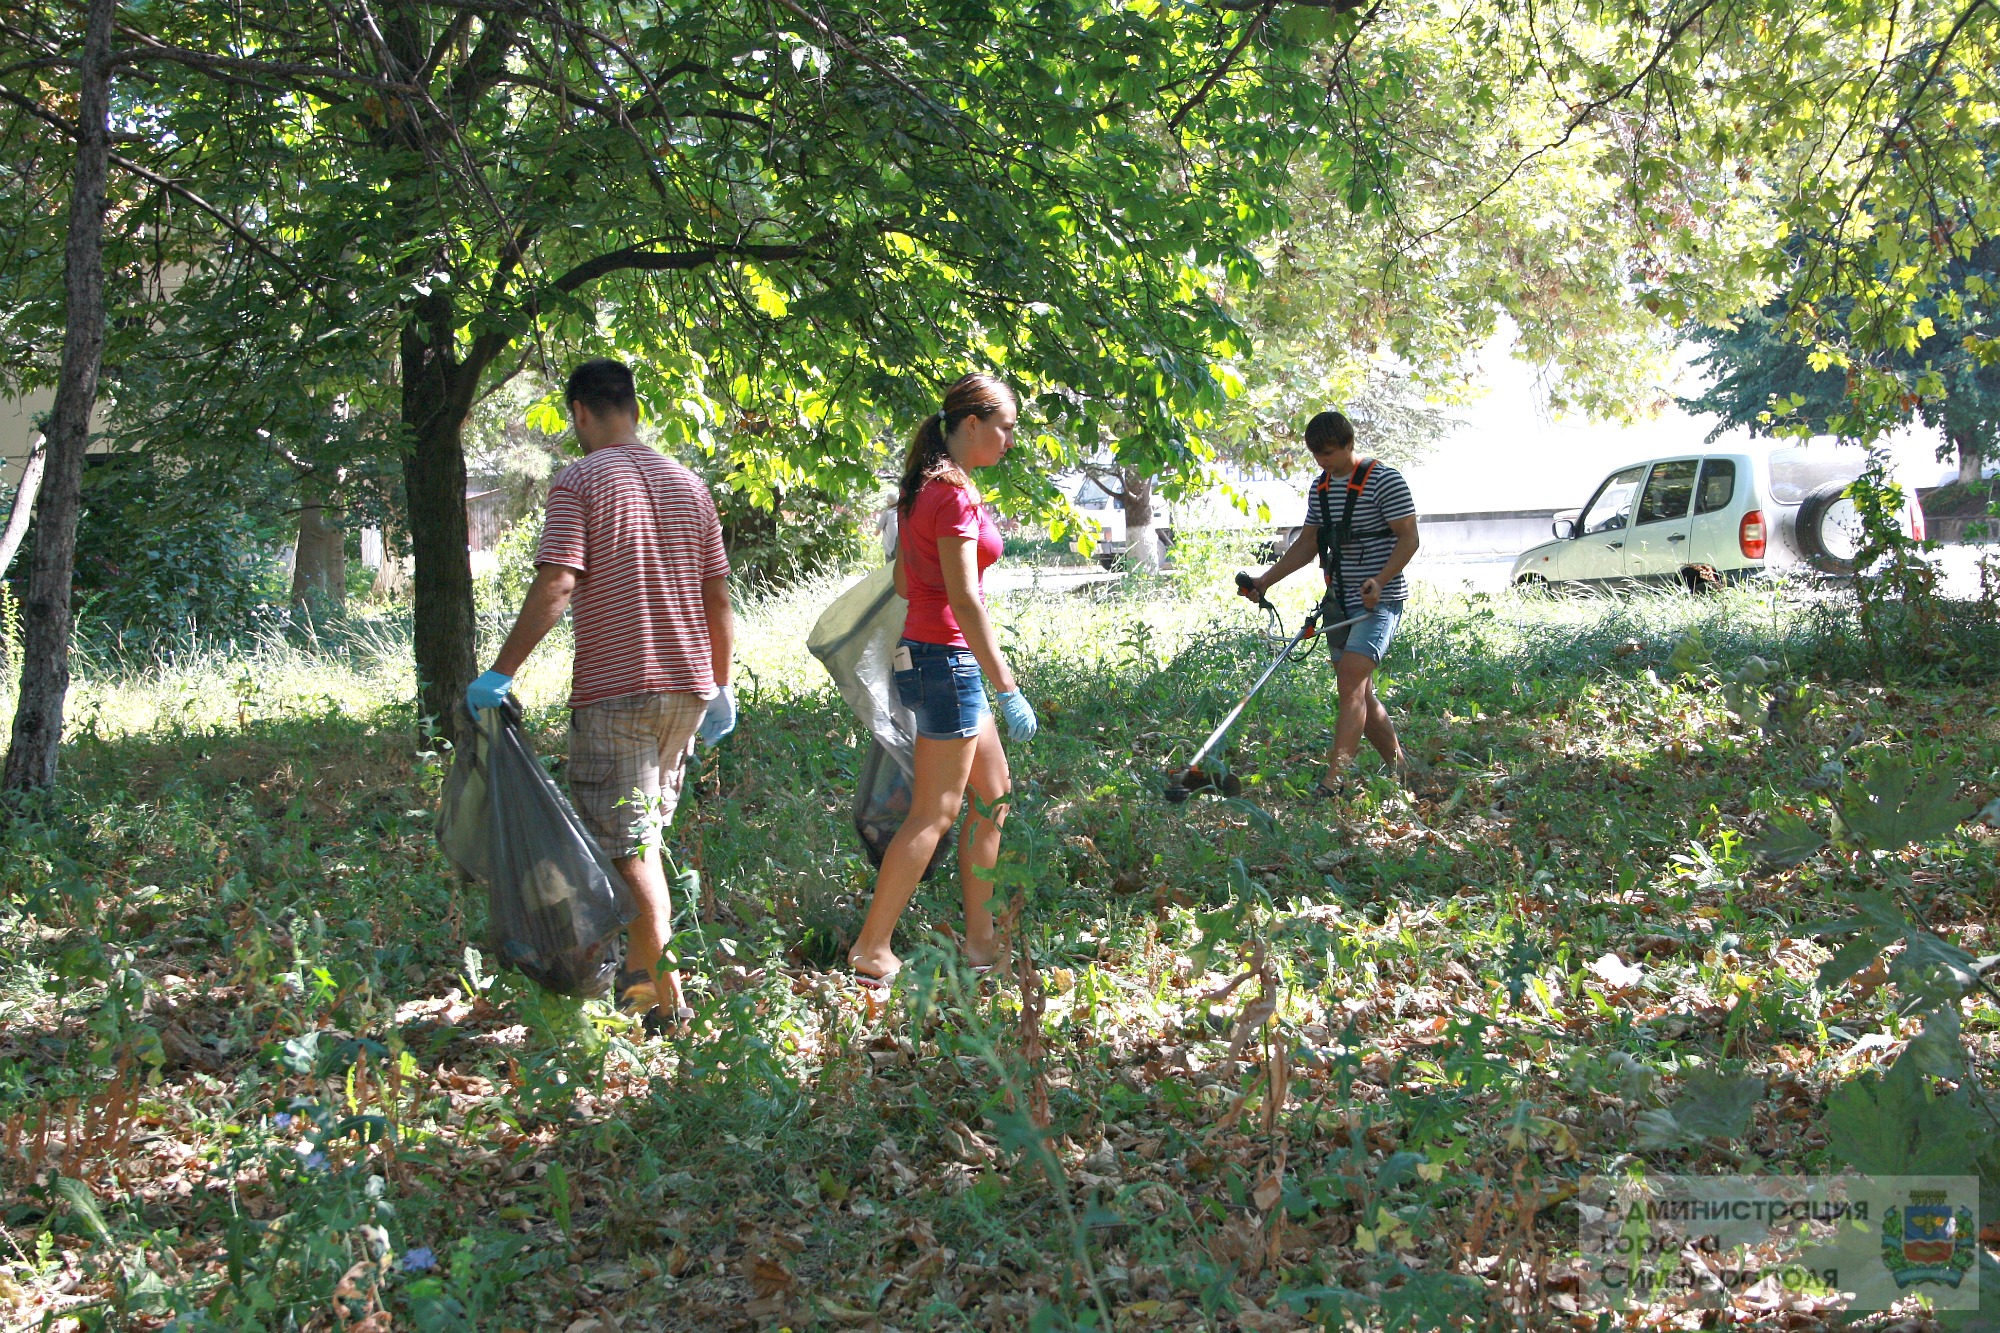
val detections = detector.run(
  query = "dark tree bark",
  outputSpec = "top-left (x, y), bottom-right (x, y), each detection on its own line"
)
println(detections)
top-left (400, 289), bottom-right (487, 748)
top-left (4, 0), bottom-right (115, 793)
top-left (289, 481), bottom-right (347, 612)
top-left (0, 432), bottom-right (47, 581)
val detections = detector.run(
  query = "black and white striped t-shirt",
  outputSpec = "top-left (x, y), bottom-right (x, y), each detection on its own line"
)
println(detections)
top-left (1302, 460), bottom-right (1416, 605)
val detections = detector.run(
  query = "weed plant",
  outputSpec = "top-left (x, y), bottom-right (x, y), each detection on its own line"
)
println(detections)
top-left (1, 572), bottom-right (1996, 1329)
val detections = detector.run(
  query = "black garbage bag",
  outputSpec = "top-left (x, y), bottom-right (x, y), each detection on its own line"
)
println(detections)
top-left (437, 702), bottom-right (634, 996)
top-left (853, 736), bottom-right (950, 877)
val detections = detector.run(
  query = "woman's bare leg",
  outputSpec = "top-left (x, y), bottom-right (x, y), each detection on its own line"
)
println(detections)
top-left (958, 713), bottom-right (1011, 967)
top-left (850, 732), bottom-right (978, 981)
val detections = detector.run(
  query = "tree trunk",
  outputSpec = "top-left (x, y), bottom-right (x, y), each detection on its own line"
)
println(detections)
top-left (372, 538), bottom-right (411, 600)
top-left (1119, 466), bottom-right (1162, 571)
top-left (289, 481), bottom-right (347, 612)
top-left (0, 432), bottom-right (47, 581)
top-left (4, 0), bottom-right (114, 793)
top-left (1957, 435), bottom-right (1984, 487)
top-left (401, 291), bottom-right (481, 748)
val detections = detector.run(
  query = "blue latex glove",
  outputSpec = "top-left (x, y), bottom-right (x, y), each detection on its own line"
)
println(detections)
top-left (997, 690), bottom-right (1037, 742)
top-left (467, 670), bottom-right (513, 712)
top-left (697, 684), bottom-right (737, 747)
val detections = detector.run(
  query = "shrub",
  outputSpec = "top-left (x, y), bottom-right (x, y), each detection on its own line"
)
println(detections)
top-left (713, 479), bottom-right (867, 591)
top-left (70, 455), bottom-right (290, 645)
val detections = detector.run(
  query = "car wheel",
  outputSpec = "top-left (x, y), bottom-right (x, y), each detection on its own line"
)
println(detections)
top-left (1515, 572), bottom-right (1550, 590)
top-left (1795, 481), bottom-right (1864, 575)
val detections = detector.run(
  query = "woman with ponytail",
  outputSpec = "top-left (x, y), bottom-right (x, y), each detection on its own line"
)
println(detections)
top-left (849, 373), bottom-right (1037, 987)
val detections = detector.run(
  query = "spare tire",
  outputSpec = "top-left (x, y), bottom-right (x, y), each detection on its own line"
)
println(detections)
top-left (1794, 480), bottom-right (1865, 575)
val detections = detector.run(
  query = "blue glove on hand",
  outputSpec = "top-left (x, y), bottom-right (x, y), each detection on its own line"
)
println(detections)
top-left (467, 671), bottom-right (513, 712)
top-left (697, 685), bottom-right (737, 747)
top-left (997, 690), bottom-right (1037, 742)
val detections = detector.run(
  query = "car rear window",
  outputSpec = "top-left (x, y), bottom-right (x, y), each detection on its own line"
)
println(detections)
top-left (1768, 449), bottom-right (1863, 504)
top-left (1695, 459), bottom-right (1736, 514)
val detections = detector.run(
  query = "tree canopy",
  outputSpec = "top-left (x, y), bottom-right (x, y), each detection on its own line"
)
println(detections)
top-left (5, 0), bottom-right (2000, 747)
top-left (2, 0), bottom-right (1393, 732)
top-left (1685, 235), bottom-right (2000, 486)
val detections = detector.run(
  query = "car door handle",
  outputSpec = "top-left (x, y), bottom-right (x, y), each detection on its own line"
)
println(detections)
top-left (1604, 541), bottom-right (1623, 550)
top-left (1668, 533), bottom-right (1686, 543)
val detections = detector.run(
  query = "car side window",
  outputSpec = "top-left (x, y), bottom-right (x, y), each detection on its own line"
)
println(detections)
top-left (1695, 459), bottom-right (1736, 514)
top-left (1635, 459), bottom-right (1699, 524)
top-left (1581, 465), bottom-right (1647, 534)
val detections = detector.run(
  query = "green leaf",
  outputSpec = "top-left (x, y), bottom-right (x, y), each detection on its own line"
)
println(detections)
top-left (1891, 929), bottom-right (1986, 1012)
top-left (1748, 811), bottom-right (1824, 867)
top-left (1632, 1070), bottom-right (1760, 1147)
top-left (1830, 750), bottom-right (1975, 850)
top-left (1671, 1069), bottom-right (1760, 1140)
top-left (1822, 1059), bottom-right (1985, 1176)
top-left (1632, 1107), bottom-right (1686, 1150)
top-left (1897, 1005), bottom-right (1966, 1080)
top-left (1213, 796), bottom-right (1278, 835)
top-left (1666, 629), bottom-right (1708, 678)
top-left (1816, 935), bottom-right (1888, 992)
top-left (54, 1175), bottom-right (112, 1247)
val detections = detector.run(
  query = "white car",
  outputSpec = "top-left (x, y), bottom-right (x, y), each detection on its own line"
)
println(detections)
top-left (1510, 444), bottom-right (1928, 589)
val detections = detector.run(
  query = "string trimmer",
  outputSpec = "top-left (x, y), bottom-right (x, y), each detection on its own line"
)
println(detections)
top-left (1162, 572), bottom-right (1368, 804)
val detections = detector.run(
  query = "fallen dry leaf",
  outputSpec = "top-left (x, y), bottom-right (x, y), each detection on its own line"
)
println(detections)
top-left (745, 1254), bottom-right (795, 1299)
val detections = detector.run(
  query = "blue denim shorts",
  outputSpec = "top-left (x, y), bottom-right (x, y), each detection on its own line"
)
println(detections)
top-left (894, 638), bottom-right (990, 739)
top-left (1326, 598), bottom-right (1404, 663)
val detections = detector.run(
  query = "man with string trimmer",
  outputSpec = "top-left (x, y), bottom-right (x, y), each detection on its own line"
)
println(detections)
top-left (1236, 410), bottom-right (1420, 799)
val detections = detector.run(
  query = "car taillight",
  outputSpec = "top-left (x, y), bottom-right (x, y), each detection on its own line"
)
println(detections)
top-left (1910, 500), bottom-right (1927, 541)
top-left (1739, 510), bottom-right (1766, 559)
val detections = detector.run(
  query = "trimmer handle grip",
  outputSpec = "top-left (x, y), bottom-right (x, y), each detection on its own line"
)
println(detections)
top-left (1235, 571), bottom-right (1272, 609)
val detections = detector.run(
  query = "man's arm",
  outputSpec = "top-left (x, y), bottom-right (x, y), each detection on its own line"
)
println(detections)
top-left (490, 564), bottom-right (580, 677)
top-left (1244, 523), bottom-right (1319, 597)
top-left (1358, 515), bottom-right (1420, 608)
top-left (701, 574), bottom-right (734, 688)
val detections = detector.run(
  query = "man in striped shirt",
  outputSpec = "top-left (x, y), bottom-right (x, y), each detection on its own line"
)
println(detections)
top-left (1238, 410), bottom-right (1419, 798)
top-left (468, 359), bottom-right (736, 1031)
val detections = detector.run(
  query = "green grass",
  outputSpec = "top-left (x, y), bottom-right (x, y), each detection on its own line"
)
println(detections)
top-left (1, 573), bottom-right (1996, 1330)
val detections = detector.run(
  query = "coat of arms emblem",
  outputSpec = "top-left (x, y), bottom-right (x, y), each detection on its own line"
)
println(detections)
top-left (1880, 1190), bottom-right (1975, 1289)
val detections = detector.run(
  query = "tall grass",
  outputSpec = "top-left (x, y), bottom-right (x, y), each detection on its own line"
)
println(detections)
top-left (1, 568), bottom-right (1958, 749)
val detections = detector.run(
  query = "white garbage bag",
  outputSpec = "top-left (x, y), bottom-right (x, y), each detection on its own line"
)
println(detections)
top-left (807, 564), bottom-right (947, 877)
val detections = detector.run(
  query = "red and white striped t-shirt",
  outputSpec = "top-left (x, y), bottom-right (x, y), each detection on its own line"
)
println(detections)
top-left (535, 444), bottom-right (730, 708)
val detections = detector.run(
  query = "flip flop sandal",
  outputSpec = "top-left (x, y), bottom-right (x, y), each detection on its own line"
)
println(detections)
top-left (848, 960), bottom-right (898, 992)
top-left (1311, 779), bottom-right (1345, 800)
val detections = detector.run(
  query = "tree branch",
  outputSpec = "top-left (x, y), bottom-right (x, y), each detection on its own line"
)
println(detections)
top-left (461, 236), bottom-right (826, 372)
top-left (0, 83), bottom-right (295, 274)
top-left (110, 25), bottom-right (421, 93)
top-left (1080, 461), bottom-right (1128, 500)
top-left (547, 239), bottom-right (818, 297)
top-left (1167, 0), bottom-right (1281, 133)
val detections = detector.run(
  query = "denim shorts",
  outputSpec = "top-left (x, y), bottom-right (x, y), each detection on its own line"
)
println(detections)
top-left (894, 638), bottom-right (990, 739)
top-left (1326, 598), bottom-right (1404, 664)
